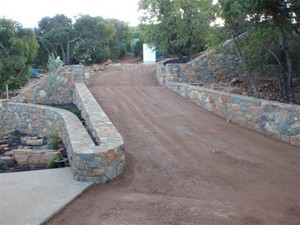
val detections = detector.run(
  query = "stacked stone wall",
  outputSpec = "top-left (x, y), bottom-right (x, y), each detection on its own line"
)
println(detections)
top-left (157, 63), bottom-right (300, 147)
top-left (170, 83), bottom-right (300, 147)
top-left (0, 65), bottom-right (125, 183)
top-left (14, 65), bottom-right (89, 104)
top-left (164, 49), bottom-right (240, 84)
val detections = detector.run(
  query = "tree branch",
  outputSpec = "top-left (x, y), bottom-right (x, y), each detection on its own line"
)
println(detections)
top-left (266, 48), bottom-right (283, 69)
top-left (0, 43), bottom-right (9, 57)
top-left (68, 36), bottom-right (83, 44)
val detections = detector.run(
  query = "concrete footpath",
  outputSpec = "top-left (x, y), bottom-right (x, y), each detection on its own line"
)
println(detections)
top-left (0, 168), bottom-right (92, 225)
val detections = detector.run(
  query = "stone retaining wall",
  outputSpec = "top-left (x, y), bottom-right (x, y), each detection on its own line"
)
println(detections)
top-left (164, 49), bottom-right (240, 84)
top-left (14, 65), bottom-right (89, 104)
top-left (170, 82), bottom-right (300, 147)
top-left (0, 65), bottom-right (125, 183)
top-left (157, 63), bottom-right (300, 147)
top-left (0, 101), bottom-right (125, 183)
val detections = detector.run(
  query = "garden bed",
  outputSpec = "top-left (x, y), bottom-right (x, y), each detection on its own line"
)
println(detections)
top-left (0, 130), bottom-right (68, 173)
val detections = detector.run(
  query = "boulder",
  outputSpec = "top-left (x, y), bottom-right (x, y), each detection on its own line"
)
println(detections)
top-left (103, 59), bottom-right (113, 66)
top-left (12, 149), bottom-right (61, 166)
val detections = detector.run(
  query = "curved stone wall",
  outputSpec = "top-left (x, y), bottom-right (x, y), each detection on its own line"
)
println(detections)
top-left (0, 65), bottom-right (125, 183)
top-left (0, 102), bottom-right (125, 183)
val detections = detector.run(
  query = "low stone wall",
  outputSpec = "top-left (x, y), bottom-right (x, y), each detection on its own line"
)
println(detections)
top-left (72, 83), bottom-right (125, 182)
top-left (0, 101), bottom-right (125, 183)
top-left (0, 65), bottom-right (125, 183)
top-left (157, 63), bottom-right (300, 147)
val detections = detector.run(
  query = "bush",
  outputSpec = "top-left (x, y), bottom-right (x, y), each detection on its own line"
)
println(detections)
top-left (47, 53), bottom-right (63, 73)
top-left (0, 19), bottom-right (39, 91)
top-left (47, 132), bottom-right (61, 150)
top-left (47, 154), bottom-right (62, 168)
top-left (133, 40), bottom-right (143, 58)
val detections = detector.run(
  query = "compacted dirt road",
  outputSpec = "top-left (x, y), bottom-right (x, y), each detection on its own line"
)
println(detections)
top-left (45, 63), bottom-right (300, 225)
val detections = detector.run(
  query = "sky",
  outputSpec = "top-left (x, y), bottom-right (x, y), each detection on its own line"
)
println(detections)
top-left (1, 0), bottom-right (141, 28)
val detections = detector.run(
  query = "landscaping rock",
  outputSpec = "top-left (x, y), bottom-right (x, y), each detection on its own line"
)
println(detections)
top-left (21, 136), bottom-right (44, 146)
top-left (3, 151), bottom-right (14, 157)
top-left (103, 59), bottom-right (113, 66)
top-left (12, 149), bottom-right (61, 166)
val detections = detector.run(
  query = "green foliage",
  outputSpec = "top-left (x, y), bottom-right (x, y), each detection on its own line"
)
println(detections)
top-left (72, 39), bottom-right (105, 64)
top-left (109, 40), bottom-right (121, 61)
top-left (205, 26), bottom-right (230, 49)
top-left (36, 14), bottom-right (134, 65)
top-left (50, 104), bottom-right (81, 118)
top-left (47, 154), bottom-right (62, 168)
top-left (36, 14), bottom-right (75, 65)
top-left (47, 132), bottom-right (61, 150)
top-left (133, 40), bottom-right (144, 57)
top-left (0, 18), bottom-right (39, 91)
top-left (139, 0), bottom-right (215, 59)
top-left (219, 0), bottom-right (300, 101)
top-left (240, 27), bottom-right (279, 74)
top-left (47, 53), bottom-right (63, 73)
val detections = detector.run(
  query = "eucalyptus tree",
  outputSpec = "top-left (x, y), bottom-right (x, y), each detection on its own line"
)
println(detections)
top-left (72, 15), bottom-right (115, 64)
top-left (36, 14), bottom-right (75, 64)
top-left (0, 18), bottom-right (39, 90)
top-left (220, 0), bottom-right (300, 101)
top-left (139, 0), bottom-right (215, 61)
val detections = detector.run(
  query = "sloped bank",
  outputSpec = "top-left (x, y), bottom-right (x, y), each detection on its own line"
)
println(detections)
top-left (157, 62), bottom-right (300, 147)
top-left (0, 65), bottom-right (125, 183)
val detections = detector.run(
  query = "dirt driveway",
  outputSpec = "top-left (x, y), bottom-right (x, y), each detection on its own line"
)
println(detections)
top-left (45, 63), bottom-right (300, 225)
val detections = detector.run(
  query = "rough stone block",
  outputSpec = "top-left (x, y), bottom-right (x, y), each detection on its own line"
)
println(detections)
top-left (264, 122), bottom-right (279, 135)
top-left (290, 135), bottom-right (300, 146)
top-left (231, 104), bottom-right (241, 111)
top-left (249, 106), bottom-right (263, 116)
top-left (12, 149), bottom-right (60, 166)
top-left (104, 149), bottom-right (118, 165)
top-left (105, 166), bottom-right (117, 179)
top-left (275, 109), bottom-right (289, 124)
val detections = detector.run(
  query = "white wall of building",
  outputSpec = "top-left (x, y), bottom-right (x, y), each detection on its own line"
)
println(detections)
top-left (143, 44), bottom-right (156, 64)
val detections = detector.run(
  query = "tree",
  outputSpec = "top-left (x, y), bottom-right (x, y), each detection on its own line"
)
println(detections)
top-left (107, 19), bottom-right (131, 59)
top-left (0, 19), bottom-right (39, 90)
top-left (138, 0), bottom-right (214, 61)
top-left (72, 15), bottom-right (115, 64)
top-left (219, 0), bottom-right (259, 97)
top-left (243, 0), bottom-right (299, 102)
top-left (36, 14), bottom-right (77, 65)
top-left (219, 0), bottom-right (300, 102)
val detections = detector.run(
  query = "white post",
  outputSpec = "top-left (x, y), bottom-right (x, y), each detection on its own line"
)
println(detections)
top-left (6, 84), bottom-right (9, 100)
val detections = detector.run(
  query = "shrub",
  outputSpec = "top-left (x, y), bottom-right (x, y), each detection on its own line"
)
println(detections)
top-left (47, 132), bottom-right (61, 150)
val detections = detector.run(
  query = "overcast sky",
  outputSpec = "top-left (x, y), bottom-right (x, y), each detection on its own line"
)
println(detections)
top-left (1, 0), bottom-right (141, 28)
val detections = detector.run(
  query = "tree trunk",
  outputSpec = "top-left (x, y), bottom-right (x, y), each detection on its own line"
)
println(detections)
top-left (278, 34), bottom-right (294, 102)
top-left (66, 36), bottom-right (83, 65)
top-left (177, 52), bottom-right (184, 62)
top-left (231, 31), bottom-right (258, 98)
top-left (66, 42), bottom-right (70, 65)
top-left (60, 44), bottom-right (67, 64)
top-left (271, 10), bottom-right (295, 102)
